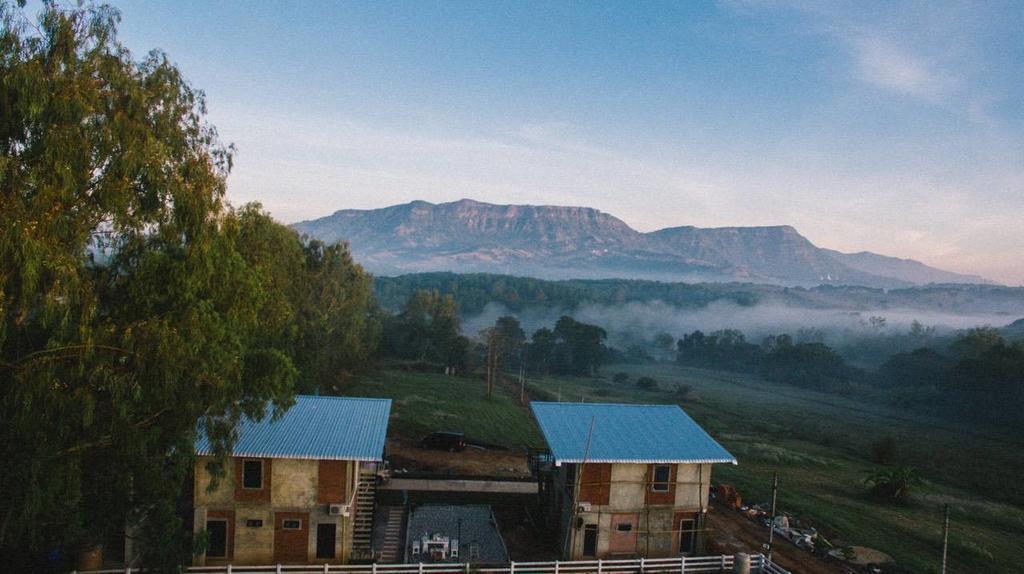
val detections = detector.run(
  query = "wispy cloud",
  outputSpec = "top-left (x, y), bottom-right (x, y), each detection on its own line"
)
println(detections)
top-left (848, 33), bottom-right (956, 102)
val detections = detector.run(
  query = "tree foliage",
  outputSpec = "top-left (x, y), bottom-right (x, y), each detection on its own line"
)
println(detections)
top-left (864, 466), bottom-right (923, 503)
top-left (520, 316), bottom-right (607, 376)
top-left (677, 329), bottom-right (761, 372)
top-left (0, 4), bottom-right (375, 569)
top-left (382, 290), bottom-right (469, 370)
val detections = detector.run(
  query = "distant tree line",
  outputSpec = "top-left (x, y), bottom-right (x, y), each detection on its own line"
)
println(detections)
top-left (675, 329), bottom-right (859, 391)
top-left (374, 272), bottom-right (761, 314)
top-left (373, 272), bottom-right (1024, 317)
top-left (672, 325), bottom-right (1024, 422)
top-left (379, 296), bottom-right (609, 378)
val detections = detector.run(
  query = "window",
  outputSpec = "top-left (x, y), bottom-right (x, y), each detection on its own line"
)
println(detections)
top-left (316, 523), bottom-right (337, 559)
top-left (245, 519), bottom-right (263, 528)
top-left (468, 543), bottom-right (480, 560)
top-left (282, 519), bottom-right (302, 530)
top-left (206, 519), bottom-right (228, 558)
top-left (652, 465), bottom-right (672, 492)
top-left (678, 518), bottom-right (696, 554)
top-left (242, 460), bottom-right (263, 489)
top-left (616, 522), bottom-right (633, 532)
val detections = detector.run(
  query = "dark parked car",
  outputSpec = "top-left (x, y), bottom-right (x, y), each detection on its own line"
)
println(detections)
top-left (420, 431), bottom-right (466, 452)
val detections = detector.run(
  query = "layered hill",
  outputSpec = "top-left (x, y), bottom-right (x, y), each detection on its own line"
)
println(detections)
top-left (292, 199), bottom-right (990, 288)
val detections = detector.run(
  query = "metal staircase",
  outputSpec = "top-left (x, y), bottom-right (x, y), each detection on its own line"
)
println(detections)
top-left (351, 465), bottom-right (378, 560)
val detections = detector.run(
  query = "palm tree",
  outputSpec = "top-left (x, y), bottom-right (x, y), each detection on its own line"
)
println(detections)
top-left (865, 466), bottom-right (923, 503)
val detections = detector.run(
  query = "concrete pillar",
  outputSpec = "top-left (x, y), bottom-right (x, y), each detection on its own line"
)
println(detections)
top-left (732, 552), bottom-right (751, 574)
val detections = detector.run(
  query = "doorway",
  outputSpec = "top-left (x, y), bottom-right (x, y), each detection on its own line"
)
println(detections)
top-left (273, 512), bottom-right (309, 563)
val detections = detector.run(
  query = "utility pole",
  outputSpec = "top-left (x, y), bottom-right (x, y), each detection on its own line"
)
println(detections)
top-left (766, 471), bottom-right (779, 562)
top-left (941, 504), bottom-right (949, 574)
top-left (485, 331), bottom-right (496, 399)
top-left (564, 416), bottom-right (596, 559)
top-left (518, 349), bottom-right (526, 404)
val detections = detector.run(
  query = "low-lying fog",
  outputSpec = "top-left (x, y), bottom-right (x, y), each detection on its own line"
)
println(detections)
top-left (462, 300), bottom-right (1018, 348)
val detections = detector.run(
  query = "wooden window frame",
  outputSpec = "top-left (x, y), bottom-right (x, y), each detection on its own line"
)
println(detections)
top-left (651, 464), bottom-right (672, 492)
top-left (282, 518), bottom-right (303, 530)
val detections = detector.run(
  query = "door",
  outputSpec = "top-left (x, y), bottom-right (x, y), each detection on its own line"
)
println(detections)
top-left (674, 511), bottom-right (698, 555)
top-left (582, 524), bottom-right (598, 557)
top-left (274, 512), bottom-right (309, 563)
top-left (316, 523), bottom-right (337, 559)
top-left (609, 513), bottom-right (638, 554)
top-left (206, 520), bottom-right (228, 559)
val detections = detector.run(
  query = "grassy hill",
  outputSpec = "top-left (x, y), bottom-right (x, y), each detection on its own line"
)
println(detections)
top-left (344, 365), bottom-right (1023, 573)
top-left (341, 369), bottom-right (543, 449)
top-left (524, 363), bottom-right (1024, 574)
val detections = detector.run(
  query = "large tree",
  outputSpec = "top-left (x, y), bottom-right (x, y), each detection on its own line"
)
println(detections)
top-left (383, 290), bottom-right (468, 370)
top-left (0, 3), bottom-right (341, 569)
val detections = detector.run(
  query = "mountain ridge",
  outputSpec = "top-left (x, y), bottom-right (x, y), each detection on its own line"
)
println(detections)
top-left (292, 198), bottom-right (992, 288)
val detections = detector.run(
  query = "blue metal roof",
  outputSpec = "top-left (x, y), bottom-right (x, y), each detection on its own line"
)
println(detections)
top-left (196, 396), bottom-right (391, 461)
top-left (530, 402), bottom-right (736, 465)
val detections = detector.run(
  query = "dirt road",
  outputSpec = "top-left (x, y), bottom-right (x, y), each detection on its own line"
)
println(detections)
top-left (706, 501), bottom-right (849, 574)
top-left (387, 439), bottom-right (532, 477)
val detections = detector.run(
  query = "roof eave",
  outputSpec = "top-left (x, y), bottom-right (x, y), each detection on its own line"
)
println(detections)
top-left (195, 450), bottom-right (384, 462)
top-left (553, 457), bottom-right (738, 466)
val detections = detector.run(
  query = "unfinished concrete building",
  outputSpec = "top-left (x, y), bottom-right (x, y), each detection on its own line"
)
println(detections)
top-left (192, 396), bottom-right (391, 566)
top-left (531, 402), bottom-right (736, 560)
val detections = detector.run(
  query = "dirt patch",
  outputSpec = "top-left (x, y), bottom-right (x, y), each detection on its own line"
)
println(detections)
top-left (387, 439), bottom-right (532, 478)
top-left (706, 500), bottom-right (849, 574)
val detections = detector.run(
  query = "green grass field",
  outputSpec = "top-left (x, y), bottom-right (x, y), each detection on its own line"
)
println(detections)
top-left (342, 365), bottom-right (1023, 573)
top-left (341, 369), bottom-right (544, 449)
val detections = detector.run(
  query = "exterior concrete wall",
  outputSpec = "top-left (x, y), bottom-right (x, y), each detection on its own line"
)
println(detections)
top-left (193, 456), bottom-right (358, 566)
top-left (607, 464), bottom-right (646, 511)
top-left (271, 458), bottom-right (318, 508)
top-left (562, 461), bottom-right (716, 560)
top-left (674, 464), bottom-right (711, 509)
top-left (233, 508), bottom-right (274, 564)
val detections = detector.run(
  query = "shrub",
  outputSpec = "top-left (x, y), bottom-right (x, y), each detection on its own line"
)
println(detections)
top-left (612, 372), bottom-right (630, 385)
top-left (864, 466), bottom-right (922, 503)
top-left (870, 436), bottom-right (898, 465)
top-left (636, 376), bottom-right (658, 390)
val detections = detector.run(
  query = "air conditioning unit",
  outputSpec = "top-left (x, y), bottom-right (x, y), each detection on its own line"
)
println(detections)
top-left (577, 502), bottom-right (592, 513)
top-left (328, 503), bottom-right (351, 517)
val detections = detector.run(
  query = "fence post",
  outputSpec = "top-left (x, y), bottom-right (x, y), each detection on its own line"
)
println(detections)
top-left (680, 555), bottom-right (686, 574)
top-left (464, 561), bottom-right (470, 574)
top-left (640, 557), bottom-right (645, 573)
top-left (419, 562), bottom-right (424, 574)
top-left (125, 568), bottom-right (131, 574)
top-left (555, 560), bottom-right (560, 574)
top-left (372, 562), bottom-right (378, 574)
top-left (510, 561), bottom-right (516, 574)
top-left (721, 555), bottom-right (726, 571)
top-left (597, 559), bottom-right (603, 574)
top-left (226, 565), bottom-right (232, 574)
top-left (324, 563), bottom-right (330, 574)
top-left (277, 564), bottom-right (283, 574)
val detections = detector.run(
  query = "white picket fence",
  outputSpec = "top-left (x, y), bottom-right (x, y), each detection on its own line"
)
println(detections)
top-left (76, 554), bottom-right (790, 574)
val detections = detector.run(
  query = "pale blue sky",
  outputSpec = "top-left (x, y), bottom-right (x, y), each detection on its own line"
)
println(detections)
top-left (88, 2), bottom-right (1024, 282)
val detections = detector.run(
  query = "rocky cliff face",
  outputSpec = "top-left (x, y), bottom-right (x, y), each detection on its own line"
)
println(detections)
top-left (292, 199), bottom-right (990, 287)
